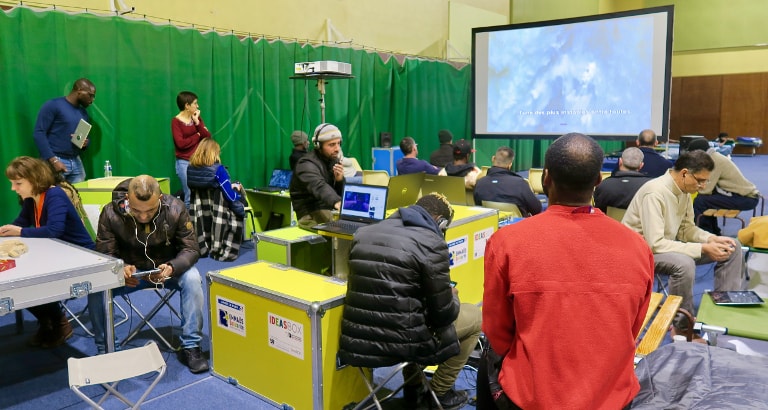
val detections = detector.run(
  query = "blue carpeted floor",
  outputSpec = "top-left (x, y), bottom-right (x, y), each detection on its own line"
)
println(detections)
top-left (1, 155), bottom-right (767, 409)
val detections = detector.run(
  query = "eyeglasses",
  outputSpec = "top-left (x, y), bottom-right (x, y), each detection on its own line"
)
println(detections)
top-left (685, 172), bottom-right (709, 187)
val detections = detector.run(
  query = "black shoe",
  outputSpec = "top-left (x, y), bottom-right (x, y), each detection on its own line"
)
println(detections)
top-left (403, 383), bottom-right (426, 408)
top-left (182, 347), bottom-right (209, 374)
top-left (430, 388), bottom-right (469, 410)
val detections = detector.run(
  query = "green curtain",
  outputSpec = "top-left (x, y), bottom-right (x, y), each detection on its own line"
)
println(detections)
top-left (0, 7), bottom-right (476, 223)
top-left (0, 7), bottom-right (621, 224)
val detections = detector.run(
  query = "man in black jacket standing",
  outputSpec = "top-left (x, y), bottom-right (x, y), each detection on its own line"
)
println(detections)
top-left (338, 193), bottom-right (482, 409)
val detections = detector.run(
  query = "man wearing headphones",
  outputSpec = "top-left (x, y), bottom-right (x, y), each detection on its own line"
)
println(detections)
top-left (289, 123), bottom-right (345, 231)
top-left (87, 175), bottom-right (208, 374)
top-left (339, 193), bottom-right (482, 410)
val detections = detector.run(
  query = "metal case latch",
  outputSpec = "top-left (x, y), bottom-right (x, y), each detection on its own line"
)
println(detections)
top-left (0, 297), bottom-right (15, 315)
top-left (70, 281), bottom-right (93, 298)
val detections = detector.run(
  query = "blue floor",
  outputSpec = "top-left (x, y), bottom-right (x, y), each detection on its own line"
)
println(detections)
top-left (2, 155), bottom-right (768, 409)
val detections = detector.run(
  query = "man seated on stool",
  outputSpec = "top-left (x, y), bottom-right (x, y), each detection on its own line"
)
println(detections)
top-left (686, 137), bottom-right (760, 235)
top-left (88, 175), bottom-right (208, 373)
top-left (396, 136), bottom-right (440, 175)
top-left (338, 193), bottom-right (482, 410)
top-left (289, 123), bottom-right (345, 232)
top-left (622, 151), bottom-right (744, 336)
top-left (593, 147), bottom-right (652, 213)
top-left (473, 146), bottom-right (542, 216)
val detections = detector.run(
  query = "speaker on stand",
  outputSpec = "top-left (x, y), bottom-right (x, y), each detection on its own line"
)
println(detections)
top-left (380, 132), bottom-right (392, 148)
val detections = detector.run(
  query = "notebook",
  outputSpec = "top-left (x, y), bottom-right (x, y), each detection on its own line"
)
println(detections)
top-left (421, 175), bottom-right (467, 205)
top-left (386, 172), bottom-right (425, 210)
top-left (708, 290), bottom-right (765, 306)
top-left (256, 169), bottom-right (293, 192)
top-left (70, 118), bottom-right (91, 148)
top-left (313, 183), bottom-right (388, 236)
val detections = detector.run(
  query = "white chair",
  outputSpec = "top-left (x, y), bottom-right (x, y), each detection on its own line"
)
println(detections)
top-left (346, 362), bottom-right (442, 410)
top-left (68, 341), bottom-right (166, 409)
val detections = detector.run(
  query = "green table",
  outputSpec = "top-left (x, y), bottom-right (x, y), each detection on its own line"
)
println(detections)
top-left (697, 293), bottom-right (768, 340)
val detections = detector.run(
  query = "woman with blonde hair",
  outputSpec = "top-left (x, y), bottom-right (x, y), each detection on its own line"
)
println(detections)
top-left (186, 139), bottom-right (245, 261)
top-left (0, 156), bottom-right (95, 348)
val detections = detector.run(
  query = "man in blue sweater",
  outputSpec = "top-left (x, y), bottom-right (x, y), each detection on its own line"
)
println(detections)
top-left (33, 78), bottom-right (96, 183)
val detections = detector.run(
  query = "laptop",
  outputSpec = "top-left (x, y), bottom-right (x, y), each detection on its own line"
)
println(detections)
top-left (313, 183), bottom-right (389, 236)
top-left (708, 290), bottom-right (764, 306)
top-left (256, 169), bottom-right (293, 192)
top-left (386, 172), bottom-right (425, 210)
top-left (421, 175), bottom-right (467, 206)
top-left (70, 118), bottom-right (91, 148)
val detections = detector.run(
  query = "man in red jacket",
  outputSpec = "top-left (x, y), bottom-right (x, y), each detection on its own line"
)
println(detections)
top-left (481, 133), bottom-right (654, 409)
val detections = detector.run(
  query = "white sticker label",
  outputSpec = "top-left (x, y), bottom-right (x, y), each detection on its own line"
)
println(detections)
top-left (447, 235), bottom-right (469, 268)
top-left (215, 296), bottom-right (246, 336)
top-left (267, 312), bottom-right (304, 360)
top-left (473, 227), bottom-right (494, 259)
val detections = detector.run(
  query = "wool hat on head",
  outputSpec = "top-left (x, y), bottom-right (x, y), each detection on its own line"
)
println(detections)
top-left (291, 130), bottom-right (308, 146)
top-left (438, 129), bottom-right (453, 144)
top-left (314, 123), bottom-right (342, 143)
top-left (453, 139), bottom-right (475, 156)
top-left (687, 137), bottom-right (712, 153)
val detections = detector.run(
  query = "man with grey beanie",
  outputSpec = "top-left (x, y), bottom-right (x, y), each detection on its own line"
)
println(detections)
top-left (288, 130), bottom-right (309, 171)
top-left (289, 123), bottom-right (345, 231)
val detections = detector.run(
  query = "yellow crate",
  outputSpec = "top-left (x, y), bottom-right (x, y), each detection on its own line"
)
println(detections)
top-left (208, 261), bottom-right (369, 410)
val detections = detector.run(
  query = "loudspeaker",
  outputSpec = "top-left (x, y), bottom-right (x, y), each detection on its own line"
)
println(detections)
top-left (380, 132), bottom-right (392, 148)
top-left (679, 135), bottom-right (699, 154)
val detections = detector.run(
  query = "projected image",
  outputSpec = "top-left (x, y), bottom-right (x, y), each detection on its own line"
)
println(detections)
top-left (487, 16), bottom-right (653, 135)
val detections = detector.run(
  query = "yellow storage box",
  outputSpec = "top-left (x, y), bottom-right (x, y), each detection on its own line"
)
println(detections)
top-left (207, 261), bottom-right (369, 409)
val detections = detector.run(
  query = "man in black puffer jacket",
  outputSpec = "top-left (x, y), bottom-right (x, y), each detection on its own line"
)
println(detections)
top-left (339, 193), bottom-right (482, 410)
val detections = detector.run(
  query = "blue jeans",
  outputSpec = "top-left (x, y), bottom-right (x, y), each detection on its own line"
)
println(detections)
top-left (88, 266), bottom-right (205, 353)
top-left (175, 158), bottom-right (190, 208)
top-left (60, 156), bottom-right (86, 183)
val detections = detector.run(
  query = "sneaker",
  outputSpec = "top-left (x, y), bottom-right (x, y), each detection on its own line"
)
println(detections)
top-left (181, 347), bottom-right (209, 374)
top-left (430, 388), bottom-right (469, 410)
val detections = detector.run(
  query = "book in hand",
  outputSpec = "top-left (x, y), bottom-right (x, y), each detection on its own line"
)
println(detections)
top-left (708, 290), bottom-right (764, 306)
top-left (70, 118), bottom-right (91, 148)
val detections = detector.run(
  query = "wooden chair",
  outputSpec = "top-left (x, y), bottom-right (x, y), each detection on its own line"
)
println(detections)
top-left (635, 293), bottom-right (682, 360)
top-left (362, 170), bottom-right (390, 187)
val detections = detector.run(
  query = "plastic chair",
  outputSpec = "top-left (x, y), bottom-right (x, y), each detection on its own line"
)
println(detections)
top-left (68, 341), bottom-right (166, 410)
top-left (606, 206), bottom-right (627, 222)
top-left (362, 170), bottom-right (390, 187)
top-left (476, 166), bottom-right (490, 181)
top-left (482, 200), bottom-right (523, 218)
top-left (120, 289), bottom-right (181, 351)
top-left (527, 168), bottom-right (544, 195)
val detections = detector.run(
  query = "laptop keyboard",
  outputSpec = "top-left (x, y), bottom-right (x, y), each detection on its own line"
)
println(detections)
top-left (322, 220), bottom-right (365, 231)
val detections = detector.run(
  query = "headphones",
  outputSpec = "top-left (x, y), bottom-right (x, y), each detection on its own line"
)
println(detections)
top-left (436, 215), bottom-right (450, 236)
top-left (313, 123), bottom-right (332, 149)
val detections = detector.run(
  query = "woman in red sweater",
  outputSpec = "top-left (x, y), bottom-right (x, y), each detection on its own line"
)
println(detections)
top-left (172, 90), bottom-right (211, 208)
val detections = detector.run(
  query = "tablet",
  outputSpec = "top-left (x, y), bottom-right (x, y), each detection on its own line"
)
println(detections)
top-left (132, 268), bottom-right (161, 279)
top-left (71, 118), bottom-right (91, 148)
top-left (708, 290), bottom-right (765, 306)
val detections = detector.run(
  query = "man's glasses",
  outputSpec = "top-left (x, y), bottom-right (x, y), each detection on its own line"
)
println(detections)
top-left (685, 172), bottom-right (709, 187)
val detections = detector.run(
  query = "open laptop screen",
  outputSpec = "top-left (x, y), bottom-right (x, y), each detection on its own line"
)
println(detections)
top-left (340, 183), bottom-right (388, 223)
top-left (268, 169), bottom-right (293, 188)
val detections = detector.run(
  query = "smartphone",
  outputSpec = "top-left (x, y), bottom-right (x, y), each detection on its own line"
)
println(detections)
top-left (450, 280), bottom-right (457, 288)
top-left (132, 268), bottom-right (161, 279)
